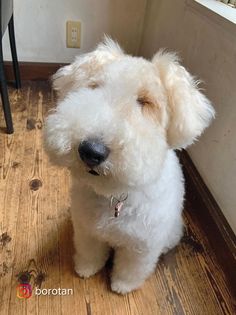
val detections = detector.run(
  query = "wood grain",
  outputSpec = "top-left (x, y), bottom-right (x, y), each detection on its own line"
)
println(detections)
top-left (178, 150), bottom-right (236, 298)
top-left (0, 81), bottom-right (235, 315)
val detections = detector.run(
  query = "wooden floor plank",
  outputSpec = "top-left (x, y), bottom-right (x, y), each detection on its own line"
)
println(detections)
top-left (0, 81), bottom-right (235, 315)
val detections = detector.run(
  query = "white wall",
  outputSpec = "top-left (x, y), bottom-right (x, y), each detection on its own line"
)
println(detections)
top-left (2, 0), bottom-right (147, 63)
top-left (140, 0), bottom-right (236, 233)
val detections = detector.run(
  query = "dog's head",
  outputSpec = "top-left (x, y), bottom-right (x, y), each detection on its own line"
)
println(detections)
top-left (44, 37), bottom-right (215, 196)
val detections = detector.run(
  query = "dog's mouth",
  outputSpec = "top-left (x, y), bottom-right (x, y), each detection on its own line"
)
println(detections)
top-left (84, 162), bottom-right (110, 177)
top-left (88, 169), bottom-right (100, 176)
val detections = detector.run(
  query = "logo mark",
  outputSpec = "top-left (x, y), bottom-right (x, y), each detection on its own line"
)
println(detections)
top-left (16, 259), bottom-right (46, 299)
top-left (16, 283), bottom-right (32, 299)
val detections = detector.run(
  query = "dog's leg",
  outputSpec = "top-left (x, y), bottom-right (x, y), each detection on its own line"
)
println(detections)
top-left (73, 227), bottom-right (110, 278)
top-left (111, 247), bottom-right (159, 294)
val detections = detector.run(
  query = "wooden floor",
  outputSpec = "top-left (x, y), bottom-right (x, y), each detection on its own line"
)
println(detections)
top-left (0, 81), bottom-right (235, 315)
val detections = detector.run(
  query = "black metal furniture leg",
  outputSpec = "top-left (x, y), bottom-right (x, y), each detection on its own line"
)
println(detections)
top-left (0, 39), bottom-right (14, 134)
top-left (8, 14), bottom-right (21, 89)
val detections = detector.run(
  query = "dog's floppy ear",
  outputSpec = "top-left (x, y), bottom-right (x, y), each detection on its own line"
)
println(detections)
top-left (52, 36), bottom-right (123, 99)
top-left (152, 50), bottom-right (215, 149)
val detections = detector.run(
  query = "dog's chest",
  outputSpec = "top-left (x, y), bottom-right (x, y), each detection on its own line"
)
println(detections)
top-left (71, 181), bottom-right (168, 248)
top-left (83, 196), bottom-right (155, 248)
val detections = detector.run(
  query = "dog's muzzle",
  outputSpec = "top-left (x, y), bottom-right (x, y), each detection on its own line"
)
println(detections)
top-left (78, 139), bottom-right (110, 168)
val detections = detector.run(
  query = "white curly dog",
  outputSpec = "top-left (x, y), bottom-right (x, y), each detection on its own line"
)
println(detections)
top-left (45, 38), bottom-right (214, 294)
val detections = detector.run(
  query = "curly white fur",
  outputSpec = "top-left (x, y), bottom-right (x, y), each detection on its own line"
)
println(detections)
top-left (44, 37), bottom-right (215, 294)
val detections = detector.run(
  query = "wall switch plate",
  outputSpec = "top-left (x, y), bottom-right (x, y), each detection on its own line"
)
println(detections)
top-left (66, 21), bottom-right (81, 48)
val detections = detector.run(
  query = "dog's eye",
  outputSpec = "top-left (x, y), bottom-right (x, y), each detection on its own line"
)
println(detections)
top-left (137, 96), bottom-right (153, 107)
top-left (88, 82), bottom-right (99, 89)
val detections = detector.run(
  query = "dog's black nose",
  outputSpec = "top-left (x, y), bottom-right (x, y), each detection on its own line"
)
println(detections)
top-left (78, 139), bottom-right (110, 167)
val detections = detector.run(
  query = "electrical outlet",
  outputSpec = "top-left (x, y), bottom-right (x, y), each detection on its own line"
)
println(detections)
top-left (66, 21), bottom-right (81, 48)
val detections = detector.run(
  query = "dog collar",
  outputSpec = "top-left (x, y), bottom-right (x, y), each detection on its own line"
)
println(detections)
top-left (110, 193), bottom-right (128, 218)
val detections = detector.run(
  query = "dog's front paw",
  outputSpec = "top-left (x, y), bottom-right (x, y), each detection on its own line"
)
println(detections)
top-left (74, 263), bottom-right (99, 278)
top-left (74, 254), bottom-right (104, 278)
top-left (111, 278), bottom-right (142, 295)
